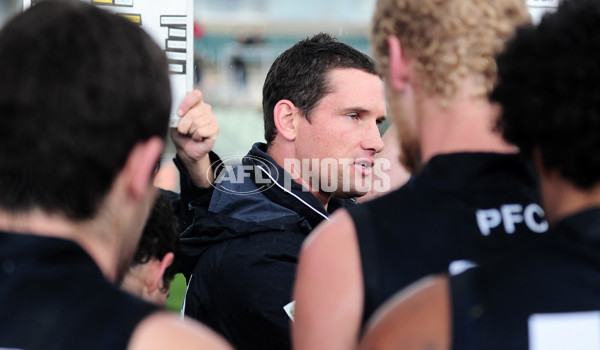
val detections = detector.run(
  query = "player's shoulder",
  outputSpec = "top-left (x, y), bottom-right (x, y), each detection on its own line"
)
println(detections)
top-left (360, 275), bottom-right (451, 350)
top-left (128, 311), bottom-right (233, 350)
top-left (302, 209), bottom-right (357, 253)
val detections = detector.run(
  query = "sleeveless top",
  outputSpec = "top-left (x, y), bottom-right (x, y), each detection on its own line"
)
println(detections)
top-left (451, 207), bottom-right (600, 349)
top-left (0, 231), bottom-right (157, 349)
top-left (348, 152), bottom-right (548, 325)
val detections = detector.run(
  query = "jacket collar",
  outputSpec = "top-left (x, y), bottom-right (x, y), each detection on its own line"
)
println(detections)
top-left (243, 143), bottom-right (354, 229)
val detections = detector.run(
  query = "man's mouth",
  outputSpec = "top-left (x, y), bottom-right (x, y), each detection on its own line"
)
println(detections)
top-left (355, 159), bottom-right (374, 168)
top-left (354, 158), bottom-right (374, 175)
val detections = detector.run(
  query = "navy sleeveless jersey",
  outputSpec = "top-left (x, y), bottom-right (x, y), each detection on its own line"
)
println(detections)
top-left (451, 208), bottom-right (600, 349)
top-left (0, 232), bottom-right (158, 350)
top-left (348, 153), bottom-right (548, 325)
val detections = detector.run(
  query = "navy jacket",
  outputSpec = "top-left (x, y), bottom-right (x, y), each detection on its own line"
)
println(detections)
top-left (178, 143), bottom-right (356, 350)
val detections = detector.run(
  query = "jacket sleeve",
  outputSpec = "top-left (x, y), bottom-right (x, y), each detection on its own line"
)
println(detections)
top-left (185, 231), bottom-right (303, 350)
top-left (173, 152), bottom-right (221, 232)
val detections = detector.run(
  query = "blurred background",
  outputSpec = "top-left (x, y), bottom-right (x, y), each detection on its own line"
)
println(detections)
top-left (0, 0), bottom-right (556, 193)
top-left (0, 0), bottom-right (376, 193)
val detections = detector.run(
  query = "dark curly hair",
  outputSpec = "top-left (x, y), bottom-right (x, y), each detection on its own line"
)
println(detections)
top-left (133, 191), bottom-right (180, 293)
top-left (491, 0), bottom-right (600, 189)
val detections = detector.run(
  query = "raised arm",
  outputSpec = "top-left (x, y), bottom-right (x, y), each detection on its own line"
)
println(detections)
top-left (293, 209), bottom-right (365, 350)
top-left (170, 90), bottom-right (219, 188)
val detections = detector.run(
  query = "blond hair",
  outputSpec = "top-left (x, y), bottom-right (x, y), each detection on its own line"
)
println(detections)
top-left (371, 0), bottom-right (530, 100)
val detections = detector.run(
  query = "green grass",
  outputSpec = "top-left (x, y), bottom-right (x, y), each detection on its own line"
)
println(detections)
top-left (165, 273), bottom-right (187, 312)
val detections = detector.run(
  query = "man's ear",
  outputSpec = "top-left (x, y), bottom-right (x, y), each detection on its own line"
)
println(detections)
top-left (123, 137), bottom-right (164, 200)
top-left (273, 99), bottom-right (298, 141)
top-left (147, 252), bottom-right (175, 294)
top-left (387, 36), bottom-right (410, 91)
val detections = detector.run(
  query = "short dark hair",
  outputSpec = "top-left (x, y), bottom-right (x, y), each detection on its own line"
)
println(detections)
top-left (132, 191), bottom-right (180, 293)
top-left (262, 33), bottom-right (377, 145)
top-left (0, 0), bottom-right (171, 219)
top-left (492, 0), bottom-right (600, 190)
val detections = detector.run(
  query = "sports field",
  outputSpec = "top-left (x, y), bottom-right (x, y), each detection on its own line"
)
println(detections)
top-left (165, 273), bottom-right (187, 312)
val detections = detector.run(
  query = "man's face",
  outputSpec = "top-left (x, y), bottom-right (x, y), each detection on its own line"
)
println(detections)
top-left (293, 68), bottom-right (386, 200)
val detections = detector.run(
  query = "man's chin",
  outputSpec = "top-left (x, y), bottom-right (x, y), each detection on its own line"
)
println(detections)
top-left (334, 187), bottom-right (368, 200)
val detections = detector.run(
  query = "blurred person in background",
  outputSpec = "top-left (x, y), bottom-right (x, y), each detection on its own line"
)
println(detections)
top-left (0, 2), bottom-right (230, 349)
top-left (292, 1), bottom-right (548, 349)
top-left (121, 191), bottom-right (180, 306)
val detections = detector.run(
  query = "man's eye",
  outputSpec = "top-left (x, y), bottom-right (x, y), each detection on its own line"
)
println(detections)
top-left (347, 113), bottom-right (359, 120)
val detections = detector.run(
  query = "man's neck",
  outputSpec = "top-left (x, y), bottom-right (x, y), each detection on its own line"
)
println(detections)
top-left (539, 174), bottom-right (600, 225)
top-left (0, 209), bottom-right (119, 282)
top-left (267, 142), bottom-right (332, 210)
top-left (0, 209), bottom-right (82, 238)
top-left (418, 81), bottom-right (518, 164)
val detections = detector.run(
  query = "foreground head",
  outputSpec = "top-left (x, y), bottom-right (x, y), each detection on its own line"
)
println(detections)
top-left (492, 0), bottom-right (600, 190)
top-left (371, 0), bottom-right (530, 172)
top-left (0, 0), bottom-right (171, 220)
top-left (263, 33), bottom-right (386, 200)
top-left (122, 192), bottom-right (180, 305)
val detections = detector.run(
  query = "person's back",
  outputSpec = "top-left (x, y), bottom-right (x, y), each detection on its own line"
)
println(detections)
top-left (0, 2), bottom-right (230, 349)
top-left (450, 226), bottom-right (600, 349)
top-left (292, 1), bottom-right (545, 349)
top-left (0, 233), bottom-right (158, 349)
top-left (359, 1), bottom-right (600, 348)
top-left (352, 152), bottom-right (547, 320)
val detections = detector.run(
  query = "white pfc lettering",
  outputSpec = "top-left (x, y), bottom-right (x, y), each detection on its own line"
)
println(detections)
top-left (476, 203), bottom-right (548, 236)
top-left (501, 204), bottom-right (524, 234)
top-left (524, 203), bottom-right (549, 233)
top-left (476, 208), bottom-right (502, 236)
